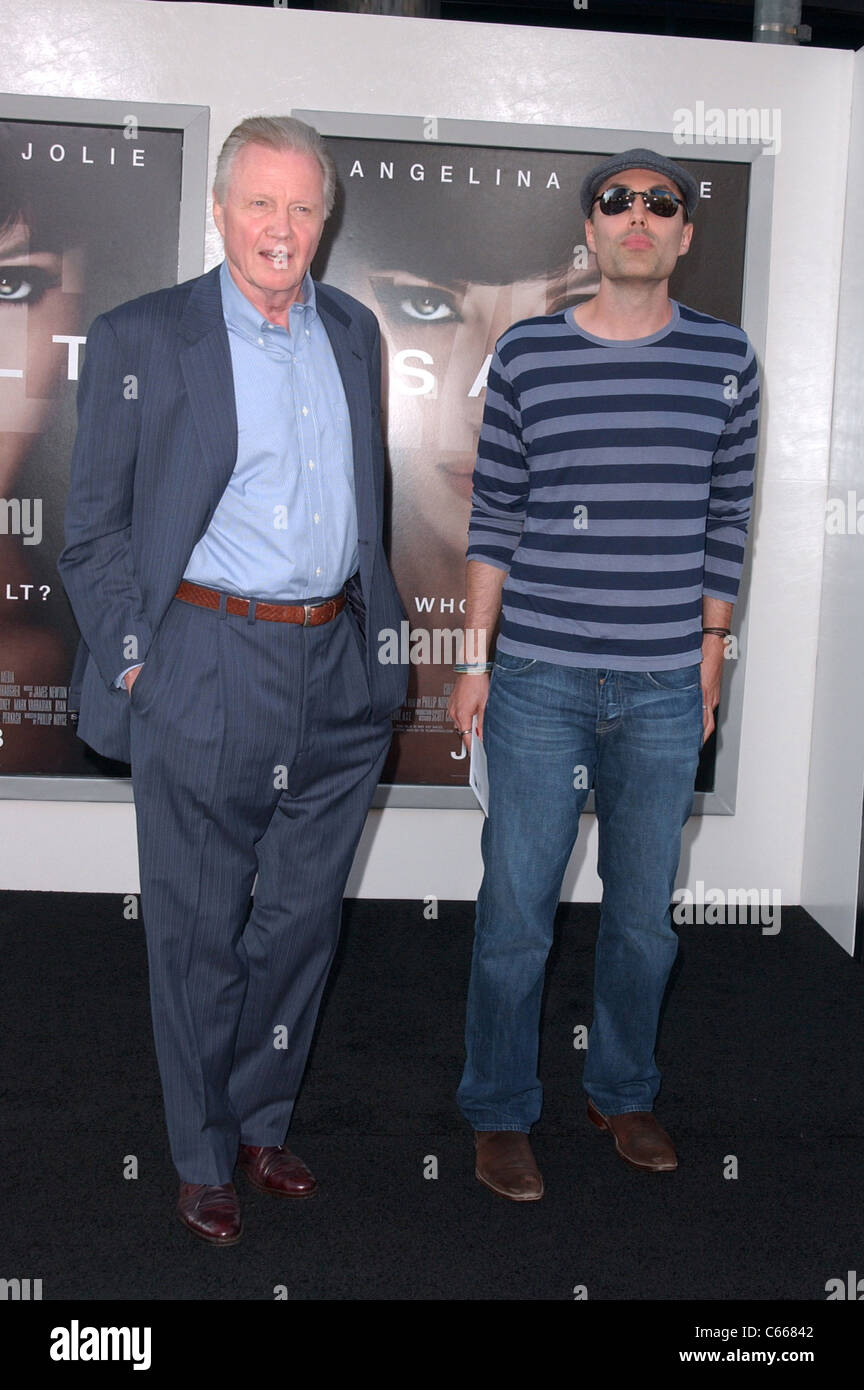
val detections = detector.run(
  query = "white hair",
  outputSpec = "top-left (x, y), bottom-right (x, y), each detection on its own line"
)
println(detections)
top-left (213, 116), bottom-right (336, 215)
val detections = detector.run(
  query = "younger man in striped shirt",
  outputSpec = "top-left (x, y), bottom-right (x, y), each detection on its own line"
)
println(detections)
top-left (449, 148), bottom-right (759, 1200)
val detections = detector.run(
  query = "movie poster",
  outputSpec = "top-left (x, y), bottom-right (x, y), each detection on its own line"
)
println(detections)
top-left (0, 114), bottom-right (187, 779)
top-left (313, 135), bottom-right (751, 790)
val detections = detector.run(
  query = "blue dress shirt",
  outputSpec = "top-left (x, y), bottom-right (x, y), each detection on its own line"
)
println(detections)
top-left (118, 260), bottom-right (360, 686)
top-left (183, 259), bottom-right (359, 601)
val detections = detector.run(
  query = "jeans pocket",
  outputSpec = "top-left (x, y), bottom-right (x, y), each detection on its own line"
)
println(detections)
top-left (643, 664), bottom-right (701, 691)
top-left (493, 650), bottom-right (537, 675)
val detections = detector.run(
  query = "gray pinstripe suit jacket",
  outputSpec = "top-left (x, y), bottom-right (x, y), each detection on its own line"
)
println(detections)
top-left (59, 264), bottom-right (408, 763)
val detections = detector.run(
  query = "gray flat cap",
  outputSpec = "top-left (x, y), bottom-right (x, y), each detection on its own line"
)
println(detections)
top-left (580, 147), bottom-right (700, 218)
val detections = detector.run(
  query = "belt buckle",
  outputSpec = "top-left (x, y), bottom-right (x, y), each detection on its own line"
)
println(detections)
top-left (303, 601), bottom-right (327, 627)
top-left (302, 596), bottom-right (336, 626)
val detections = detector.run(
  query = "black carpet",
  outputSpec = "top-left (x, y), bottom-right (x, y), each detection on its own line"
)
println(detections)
top-left (2, 892), bottom-right (863, 1312)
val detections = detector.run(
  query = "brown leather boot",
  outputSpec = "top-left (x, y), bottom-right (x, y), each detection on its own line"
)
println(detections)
top-left (474, 1130), bottom-right (544, 1201)
top-left (587, 1099), bottom-right (678, 1171)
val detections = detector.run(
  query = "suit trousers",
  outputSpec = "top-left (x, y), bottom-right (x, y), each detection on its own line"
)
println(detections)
top-left (128, 593), bottom-right (392, 1184)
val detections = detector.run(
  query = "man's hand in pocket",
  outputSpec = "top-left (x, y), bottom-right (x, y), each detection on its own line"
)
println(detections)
top-left (124, 664), bottom-right (143, 694)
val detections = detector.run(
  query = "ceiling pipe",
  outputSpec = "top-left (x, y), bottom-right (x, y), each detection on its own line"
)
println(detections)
top-left (753, 0), bottom-right (811, 44)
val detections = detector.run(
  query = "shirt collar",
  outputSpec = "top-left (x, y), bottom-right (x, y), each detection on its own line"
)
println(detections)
top-left (219, 259), bottom-right (318, 335)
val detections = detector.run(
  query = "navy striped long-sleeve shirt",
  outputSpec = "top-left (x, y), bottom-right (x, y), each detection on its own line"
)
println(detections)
top-left (466, 300), bottom-right (759, 670)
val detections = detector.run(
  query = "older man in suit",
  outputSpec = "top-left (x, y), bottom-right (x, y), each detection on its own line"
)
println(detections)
top-left (59, 116), bottom-right (407, 1245)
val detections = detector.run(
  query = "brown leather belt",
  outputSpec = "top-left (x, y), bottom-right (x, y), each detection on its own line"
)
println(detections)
top-left (175, 579), bottom-right (346, 626)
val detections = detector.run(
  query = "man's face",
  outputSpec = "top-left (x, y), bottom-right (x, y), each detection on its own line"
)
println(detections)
top-left (584, 168), bottom-right (693, 285)
top-left (212, 142), bottom-right (326, 313)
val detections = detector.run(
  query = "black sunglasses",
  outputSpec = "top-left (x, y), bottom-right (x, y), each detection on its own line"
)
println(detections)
top-left (591, 185), bottom-right (684, 218)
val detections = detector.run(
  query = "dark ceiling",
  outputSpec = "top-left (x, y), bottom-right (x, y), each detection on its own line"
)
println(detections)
top-left (442, 0), bottom-right (864, 47)
top-left (183, 0), bottom-right (864, 49)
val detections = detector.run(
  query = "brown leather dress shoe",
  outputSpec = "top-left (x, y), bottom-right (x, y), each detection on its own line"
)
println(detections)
top-left (177, 1182), bottom-right (242, 1245)
top-left (236, 1144), bottom-right (318, 1198)
top-left (587, 1099), bottom-right (678, 1172)
top-left (474, 1130), bottom-right (544, 1201)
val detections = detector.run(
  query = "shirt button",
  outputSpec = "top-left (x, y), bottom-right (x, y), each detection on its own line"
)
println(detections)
top-left (308, 460), bottom-right (315, 469)
top-left (316, 567), bottom-right (322, 576)
top-left (257, 337), bottom-right (264, 345)
top-left (314, 513), bottom-right (320, 524)
top-left (302, 406), bottom-right (309, 416)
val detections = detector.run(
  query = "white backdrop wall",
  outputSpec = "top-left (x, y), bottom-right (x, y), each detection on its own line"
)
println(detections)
top-left (801, 43), bottom-right (864, 955)
top-left (0, 0), bottom-right (853, 917)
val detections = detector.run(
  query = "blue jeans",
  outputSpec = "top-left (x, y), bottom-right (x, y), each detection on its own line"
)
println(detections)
top-left (457, 651), bottom-right (704, 1131)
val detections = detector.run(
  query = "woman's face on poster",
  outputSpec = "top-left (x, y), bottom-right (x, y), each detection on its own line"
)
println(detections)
top-left (342, 258), bottom-right (599, 566)
top-left (0, 218), bottom-right (84, 495)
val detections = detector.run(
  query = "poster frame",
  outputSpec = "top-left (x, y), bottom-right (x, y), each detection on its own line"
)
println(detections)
top-left (0, 92), bottom-right (209, 803)
top-left (296, 110), bottom-right (774, 815)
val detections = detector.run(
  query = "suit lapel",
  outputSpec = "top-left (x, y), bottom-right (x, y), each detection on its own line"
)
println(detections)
top-left (178, 266), bottom-right (239, 516)
top-left (315, 288), bottom-right (378, 550)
